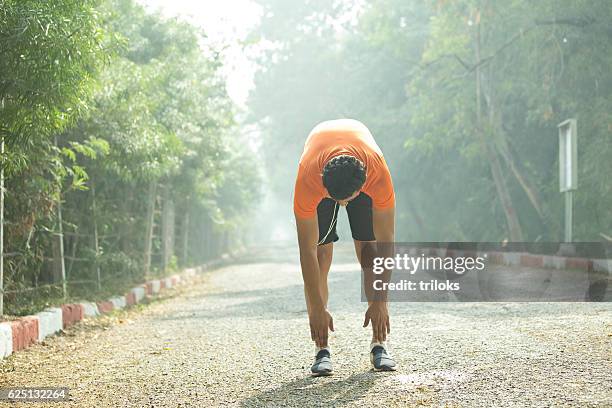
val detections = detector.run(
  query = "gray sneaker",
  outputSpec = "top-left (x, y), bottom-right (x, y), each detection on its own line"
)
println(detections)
top-left (311, 349), bottom-right (333, 376)
top-left (370, 344), bottom-right (397, 371)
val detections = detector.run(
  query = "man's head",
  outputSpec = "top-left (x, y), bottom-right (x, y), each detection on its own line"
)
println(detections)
top-left (322, 155), bottom-right (366, 205)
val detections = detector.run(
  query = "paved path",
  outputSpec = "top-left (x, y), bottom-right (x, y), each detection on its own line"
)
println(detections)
top-left (1, 243), bottom-right (611, 407)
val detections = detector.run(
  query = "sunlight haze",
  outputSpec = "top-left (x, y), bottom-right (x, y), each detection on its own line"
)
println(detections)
top-left (138, 0), bottom-right (262, 106)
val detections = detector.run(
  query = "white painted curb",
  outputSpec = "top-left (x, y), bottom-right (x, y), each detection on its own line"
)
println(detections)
top-left (150, 280), bottom-right (161, 294)
top-left (36, 308), bottom-right (63, 342)
top-left (109, 296), bottom-right (127, 310)
top-left (542, 255), bottom-right (566, 270)
top-left (502, 252), bottom-right (521, 266)
top-left (43, 308), bottom-right (63, 338)
top-left (36, 310), bottom-right (60, 342)
top-left (0, 322), bottom-right (13, 358)
top-left (0, 264), bottom-right (204, 360)
top-left (80, 302), bottom-right (100, 317)
top-left (35, 313), bottom-right (49, 343)
top-left (593, 259), bottom-right (612, 273)
top-left (131, 287), bottom-right (145, 303)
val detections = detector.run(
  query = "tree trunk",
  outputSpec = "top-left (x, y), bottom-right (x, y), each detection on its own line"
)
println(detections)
top-left (496, 130), bottom-right (545, 220)
top-left (182, 208), bottom-right (189, 266)
top-left (91, 182), bottom-right (102, 290)
top-left (143, 181), bottom-right (157, 278)
top-left (66, 232), bottom-right (78, 278)
top-left (486, 143), bottom-right (524, 240)
top-left (120, 184), bottom-right (133, 255)
top-left (52, 196), bottom-right (67, 297)
top-left (480, 73), bottom-right (546, 221)
top-left (223, 230), bottom-right (230, 254)
top-left (205, 217), bottom-right (212, 261)
top-left (161, 185), bottom-right (175, 272)
top-left (0, 136), bottom-right (4, 315)
top-left (53, 137), bottom-right (67, 298)
top-left (475, 18), bottom-right (524, 241)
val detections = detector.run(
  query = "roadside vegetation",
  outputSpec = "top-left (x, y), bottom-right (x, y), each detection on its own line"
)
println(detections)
top-left (1, 0), bottom-right (260, 315)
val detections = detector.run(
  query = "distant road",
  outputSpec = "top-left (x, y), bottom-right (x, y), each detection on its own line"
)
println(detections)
top-left (1, 243), bottom-right (610, 407)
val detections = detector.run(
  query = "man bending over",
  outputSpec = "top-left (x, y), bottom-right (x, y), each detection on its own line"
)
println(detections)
top-left (293, 119), bottom-right (397, 376)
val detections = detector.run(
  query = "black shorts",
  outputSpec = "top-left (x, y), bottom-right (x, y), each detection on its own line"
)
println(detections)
top-left (317, 192), bottom-right (375, 245)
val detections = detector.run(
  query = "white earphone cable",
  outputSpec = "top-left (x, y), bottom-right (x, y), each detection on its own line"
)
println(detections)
top-left (317, 201), bottom-right (339, 245)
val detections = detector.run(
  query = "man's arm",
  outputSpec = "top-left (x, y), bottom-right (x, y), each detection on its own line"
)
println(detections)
top-left (296, 216), bottom-right (324, 309)
top-left (363, 205), bottom-right (395, 342)
top-left (295, 215), bottom-right (334, 347)
top-left (373, 205), bottom-right (395, 243)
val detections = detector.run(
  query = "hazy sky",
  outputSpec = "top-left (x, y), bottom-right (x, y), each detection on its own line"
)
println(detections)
top-left (138, 0), bottom-right (262, 107)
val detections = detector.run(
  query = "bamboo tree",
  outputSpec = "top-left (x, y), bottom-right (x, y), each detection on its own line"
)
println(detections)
top-left (143, 181), bottom-right (157, 279)
top-left (1, 135), bottom-right (4, 315)
top-left (54, 137), bottom-right (67, 298)
top-left (181, 209), bottom-right (190, 266)
top-left (91, 181), bottom-right (102, 291)
top-left (161, 184), bottom-right (175, 272)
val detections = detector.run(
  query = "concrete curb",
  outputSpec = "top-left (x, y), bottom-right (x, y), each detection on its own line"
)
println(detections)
top-left (96, 300), bottom-right (114, 314)
top-left (131, 286), bottom-right (146, 303)
top-left (0, 322), bottom-right (12, 358)
top-left (0, 261), bottom-right (213, 361)
top-left (36, 308), bottom-right (63, 341)
top-left (80, 302), bottom-right (100, 317)
top-left (109, 296), bottom-right (127, 310)
top-left (62, 304), bottom-right (85, 329)
top-left (11, 317), bottom-right (39, 353)
top-left (420, 247), bottom-right (611, 273)
top-left (161, 277), bottom-right (173, 290)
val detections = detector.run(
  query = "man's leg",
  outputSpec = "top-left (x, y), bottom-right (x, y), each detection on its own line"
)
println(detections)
top-left (346, 193), bottom-right (380, 342)
top-left (355, 239), bottom-right (397, 370)
top-left (353, 239), bottom-right (375, 265)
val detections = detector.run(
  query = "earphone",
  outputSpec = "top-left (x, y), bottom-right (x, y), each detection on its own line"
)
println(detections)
top-left (317, 201), bottom-right (339, 245)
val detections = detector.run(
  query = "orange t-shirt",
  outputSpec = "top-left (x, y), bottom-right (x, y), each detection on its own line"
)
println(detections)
top-left (293, 119), bottom-right (395, 219)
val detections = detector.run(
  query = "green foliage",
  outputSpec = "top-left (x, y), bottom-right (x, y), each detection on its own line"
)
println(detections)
top-left (0, 0), bottom-right (107, 150)
top-left (249, 0), bottom-right (611, 241)
top-left (2, 0), bottom-right (261, 315)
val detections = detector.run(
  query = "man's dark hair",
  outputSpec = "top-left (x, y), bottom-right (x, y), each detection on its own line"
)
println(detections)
top-left (322, 155), bottom-right (366, 200)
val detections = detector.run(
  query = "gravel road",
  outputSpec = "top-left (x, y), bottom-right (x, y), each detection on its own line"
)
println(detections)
top-left (1, 243), bottom-right (611, 407)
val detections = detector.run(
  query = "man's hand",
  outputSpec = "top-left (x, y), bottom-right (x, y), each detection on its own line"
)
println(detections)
top-left (309, 307), bottom-right (334, 348)
top-left (363, 302), bottom-right (390, 342)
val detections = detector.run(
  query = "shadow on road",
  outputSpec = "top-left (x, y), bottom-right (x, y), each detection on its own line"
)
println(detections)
top-left (240, 371), bottom-right (380, 407)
